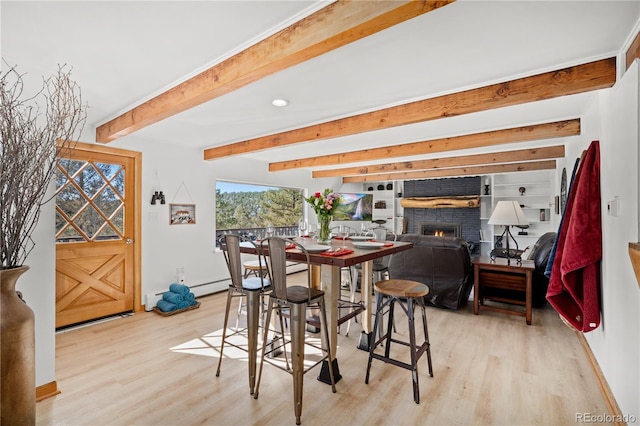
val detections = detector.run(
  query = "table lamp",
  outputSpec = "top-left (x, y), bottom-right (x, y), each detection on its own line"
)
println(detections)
top-left (488, 201), bottom-right (529, 264)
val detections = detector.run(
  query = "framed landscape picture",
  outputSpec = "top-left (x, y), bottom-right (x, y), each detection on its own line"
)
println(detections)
top-left (170, 204), bottom-right (196, 225)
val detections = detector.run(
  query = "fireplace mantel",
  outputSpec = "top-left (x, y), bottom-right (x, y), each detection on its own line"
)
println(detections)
top-left (401, 195), bottom-right (480, 209)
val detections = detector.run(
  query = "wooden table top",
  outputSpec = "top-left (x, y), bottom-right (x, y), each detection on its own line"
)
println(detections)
top-left (473, 256), bottom-right (535, 270)
top-left (240, 238), bottom-right (413, 267)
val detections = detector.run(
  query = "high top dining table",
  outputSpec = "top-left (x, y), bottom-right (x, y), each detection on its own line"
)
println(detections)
top-left (240, 237), bottom-right (413, 383)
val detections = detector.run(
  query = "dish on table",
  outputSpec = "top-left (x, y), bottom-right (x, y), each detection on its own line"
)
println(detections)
top-left (353, 241), bottom-right (386, 249)
top-left (298, 245), bottom-right (331, 254)
top-left (349, 235), bottom-right (374, 242)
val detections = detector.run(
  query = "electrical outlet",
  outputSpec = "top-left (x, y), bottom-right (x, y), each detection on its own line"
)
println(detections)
top-left (176, 267), bottom-right (185, 283)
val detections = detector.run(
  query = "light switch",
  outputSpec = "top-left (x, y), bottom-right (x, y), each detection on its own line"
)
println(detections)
top-left (607, 197), bottom-right (620, 217)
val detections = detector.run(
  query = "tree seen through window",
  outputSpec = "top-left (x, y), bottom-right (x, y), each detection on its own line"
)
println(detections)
top-left (215, 181), bottom-right (304, 234)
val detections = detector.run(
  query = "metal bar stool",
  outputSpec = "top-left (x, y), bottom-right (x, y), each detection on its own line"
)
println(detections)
top-left (365, 279), bottom-right (433, 404)
top-left (347, 229), bottom-right (397, 337)
top-left (254, 236), bottom-right (336, 425)
top-left (216, 234), bottom-right (287, 395)
top-left (243, 259), bottom-right (267, 278)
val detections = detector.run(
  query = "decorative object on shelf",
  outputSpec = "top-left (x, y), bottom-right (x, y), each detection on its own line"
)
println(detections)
top-left (150, 191), bottom-right (166, 205)
top-left (488, 201), bottom-right (529, 265)
top-left (1, 63), bottom-right (87, 423)
top-left (490, 247), bottom-right (526, 261)
top-left (484, 178), bottom-right (490, 195)
top-left (540, 209), bottom-right (546, 221)
top-left (305, 188), bottom-right (341, 244)
top-left (377, 184), bottom-right (385, 190)
top-left (386, 183), bottom-right (393, 190)
top-left (374, 200), bottom-right (387, 209)
top-left (170, 204), bottom-right (196, 224)
top-left (519, 186), bottom-right (526, 196)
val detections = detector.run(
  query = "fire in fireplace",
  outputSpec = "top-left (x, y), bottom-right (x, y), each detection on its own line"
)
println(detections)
top-left (419, 222), bottom-right (462, 238)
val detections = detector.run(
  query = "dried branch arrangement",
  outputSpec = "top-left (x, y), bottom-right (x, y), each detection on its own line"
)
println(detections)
top-left (0, 62), bottom-right (87, 268)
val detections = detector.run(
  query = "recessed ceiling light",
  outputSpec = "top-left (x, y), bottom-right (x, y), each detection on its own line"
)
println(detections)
top-left (271, 98), bottom-right (289, 107)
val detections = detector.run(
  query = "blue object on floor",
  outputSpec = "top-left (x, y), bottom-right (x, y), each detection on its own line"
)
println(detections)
top-left (169, 283), bottom-right (190, 295)
top-left (162, 291), bottom-right (184, 304)
top-left (156, 300), bottom-right (178, 313)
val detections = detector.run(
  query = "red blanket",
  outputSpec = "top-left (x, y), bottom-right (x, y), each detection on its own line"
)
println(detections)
top-left (546, 141), bottom-right (602, 332)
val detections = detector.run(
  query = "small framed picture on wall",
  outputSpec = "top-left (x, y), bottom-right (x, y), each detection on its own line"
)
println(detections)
top-left (170, 204), bottom-right (196, 225)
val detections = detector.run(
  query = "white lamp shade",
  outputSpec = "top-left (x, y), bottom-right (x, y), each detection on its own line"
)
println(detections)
top-left (488, 201), bottom-right (529, 226)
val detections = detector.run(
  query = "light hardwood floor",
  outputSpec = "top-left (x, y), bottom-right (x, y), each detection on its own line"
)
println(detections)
top-left (37, 274), bottom-right (614, 425)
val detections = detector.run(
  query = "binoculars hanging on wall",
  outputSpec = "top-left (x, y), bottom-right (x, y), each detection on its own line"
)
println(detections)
top-left (151, 191), bottom-right (166, 205)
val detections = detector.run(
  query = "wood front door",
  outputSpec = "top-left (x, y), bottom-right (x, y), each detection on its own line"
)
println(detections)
top-left (55, 142), bottom-right (141, 328)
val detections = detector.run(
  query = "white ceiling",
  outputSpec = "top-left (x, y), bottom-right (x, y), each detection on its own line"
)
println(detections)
top-left (2, 1), bottom-right (639, 170)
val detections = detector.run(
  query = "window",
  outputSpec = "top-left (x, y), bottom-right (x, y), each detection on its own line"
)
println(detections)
top-left (215, 180), bottom-right (304, 241)
top-left (55, 159), bottom-right (125, 243)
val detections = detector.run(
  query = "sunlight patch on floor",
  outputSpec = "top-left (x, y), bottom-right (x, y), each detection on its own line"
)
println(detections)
top-left (170, 326), bottom-right (333, 371)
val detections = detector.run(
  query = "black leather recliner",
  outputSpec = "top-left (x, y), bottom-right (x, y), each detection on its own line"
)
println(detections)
top-left (527, 231), bottom-right (557, 307)
top-left (388, 234), bottom-right (473, 310)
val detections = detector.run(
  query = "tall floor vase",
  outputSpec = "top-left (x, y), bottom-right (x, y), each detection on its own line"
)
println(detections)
top-left (1, 266), bottom-right (35, 425)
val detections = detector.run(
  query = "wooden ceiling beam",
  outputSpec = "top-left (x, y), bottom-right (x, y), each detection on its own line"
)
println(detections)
top-left (273, 119), bottom-right (579, 171)
top-left (312, 145), bottom-right (565, 178)
top-left (95, 0), bottom-right (454, 143)
top-left (342, 160), bottom-right (557, 183)
top-left (205, 58), bottom-right (614, 161)
top-left (626, 29), bottom-right (640, 70)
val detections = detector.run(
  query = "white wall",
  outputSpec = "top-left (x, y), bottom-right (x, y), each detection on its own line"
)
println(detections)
top-left (571, 60), bottom-right (640, 422)
top-left (18, 183), bottom-right (57, 387)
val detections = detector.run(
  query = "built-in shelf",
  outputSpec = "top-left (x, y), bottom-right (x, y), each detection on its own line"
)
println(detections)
top-left (480, 170), bottom-right (557, 255)
top-left (363, 181), bottom-right (404, 233)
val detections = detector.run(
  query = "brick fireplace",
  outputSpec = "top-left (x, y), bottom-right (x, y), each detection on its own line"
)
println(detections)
top-left (403, 176), bottom-right (480, 245)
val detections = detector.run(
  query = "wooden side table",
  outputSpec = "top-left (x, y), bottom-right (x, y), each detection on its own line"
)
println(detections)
top-left (472, 256), bottom-right (535, 325)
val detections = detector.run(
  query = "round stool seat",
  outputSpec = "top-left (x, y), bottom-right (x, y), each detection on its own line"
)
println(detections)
top-left (243, 259), bottom-right (267, 278)
top-left (374, 279), bottom-right (429, 298)
top-left (243, 260), bottom-right (264, 270)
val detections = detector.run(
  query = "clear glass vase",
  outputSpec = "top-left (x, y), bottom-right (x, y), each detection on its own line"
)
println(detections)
top-left (317, 214), bottom-right (331, 244)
